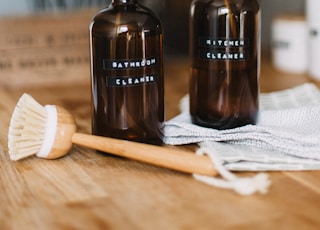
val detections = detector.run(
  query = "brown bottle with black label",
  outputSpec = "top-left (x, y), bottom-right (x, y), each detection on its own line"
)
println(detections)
top-left (90, 0), bottom-right (164, 144)
top-left (190, 0), bottom-right (260, 129)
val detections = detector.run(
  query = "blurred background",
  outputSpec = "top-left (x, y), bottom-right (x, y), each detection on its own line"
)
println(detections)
top-left (0, 0), bottom-right (305, 54)
top-left (0, 0), bottom-right (312, 88)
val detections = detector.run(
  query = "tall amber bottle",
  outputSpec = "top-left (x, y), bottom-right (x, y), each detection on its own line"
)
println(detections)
top-left (90, 0), bottom-right (164, 144)
top-left (190, 0), bottom-right (260, 129)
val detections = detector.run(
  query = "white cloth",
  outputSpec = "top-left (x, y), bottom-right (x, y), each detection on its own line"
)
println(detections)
top-left (163, 83), bottom-right (320, 171)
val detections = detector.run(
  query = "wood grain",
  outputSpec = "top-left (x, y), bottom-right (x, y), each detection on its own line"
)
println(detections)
top-left (72, 133), bottom-right (217, 176)
top-left (1, 11), bottom-right (320, 230)
top-left (0, 10), bottom-right (95, 88)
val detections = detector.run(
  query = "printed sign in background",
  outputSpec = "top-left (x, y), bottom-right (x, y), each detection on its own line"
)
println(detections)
top-left (0, 0), bottom-right (165, 88)
top-left (0, 10), bottom-right (95, 88)
top-left (0, 0), bottom-right (305, 88)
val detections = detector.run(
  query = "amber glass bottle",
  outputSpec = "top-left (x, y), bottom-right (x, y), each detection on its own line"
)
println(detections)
top-left (190, 0), bottom-right (260, 129)
top-left (90, 0), bottom-right (164, 144)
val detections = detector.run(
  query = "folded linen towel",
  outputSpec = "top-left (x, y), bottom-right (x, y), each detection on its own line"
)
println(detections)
top-left (163, 83), bottom-right (320, 171)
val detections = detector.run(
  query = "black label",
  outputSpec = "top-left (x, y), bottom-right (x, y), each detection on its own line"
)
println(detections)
top-left (198, 37), bottom-right (249, 61)
top-left (199, 49), bottom-right (247, 60)
top-left (103, 58), bottom-right (157, 70)
top-left (199, 38), bottom-right (249, 48)
top-left (106, 74), bottom-right (158, 87)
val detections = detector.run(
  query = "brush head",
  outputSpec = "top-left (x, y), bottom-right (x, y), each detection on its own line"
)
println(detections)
top-left (8, 94), bottom-right (76, 161)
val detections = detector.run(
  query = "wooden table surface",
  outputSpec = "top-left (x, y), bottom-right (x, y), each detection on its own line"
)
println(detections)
top-left (1, 54), bottom-right (320, 230)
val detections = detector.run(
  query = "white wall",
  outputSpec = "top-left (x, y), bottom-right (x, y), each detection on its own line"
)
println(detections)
top-left (0, 0), bottom-right (30, 15)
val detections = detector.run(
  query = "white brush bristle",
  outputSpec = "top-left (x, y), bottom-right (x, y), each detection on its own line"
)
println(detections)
top-left (8, 94), bottom-right (47, 161)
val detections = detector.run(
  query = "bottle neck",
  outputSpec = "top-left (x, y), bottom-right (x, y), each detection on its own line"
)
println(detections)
top-left (112, 0), bottom-right (137, 5)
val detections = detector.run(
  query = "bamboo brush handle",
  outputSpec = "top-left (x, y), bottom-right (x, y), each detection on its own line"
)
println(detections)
top-left (71, 133), bottom-right (217, 176)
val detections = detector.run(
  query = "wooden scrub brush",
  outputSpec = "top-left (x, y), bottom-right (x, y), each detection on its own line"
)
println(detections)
top-left (8, 94), bottom-right (217, 176)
